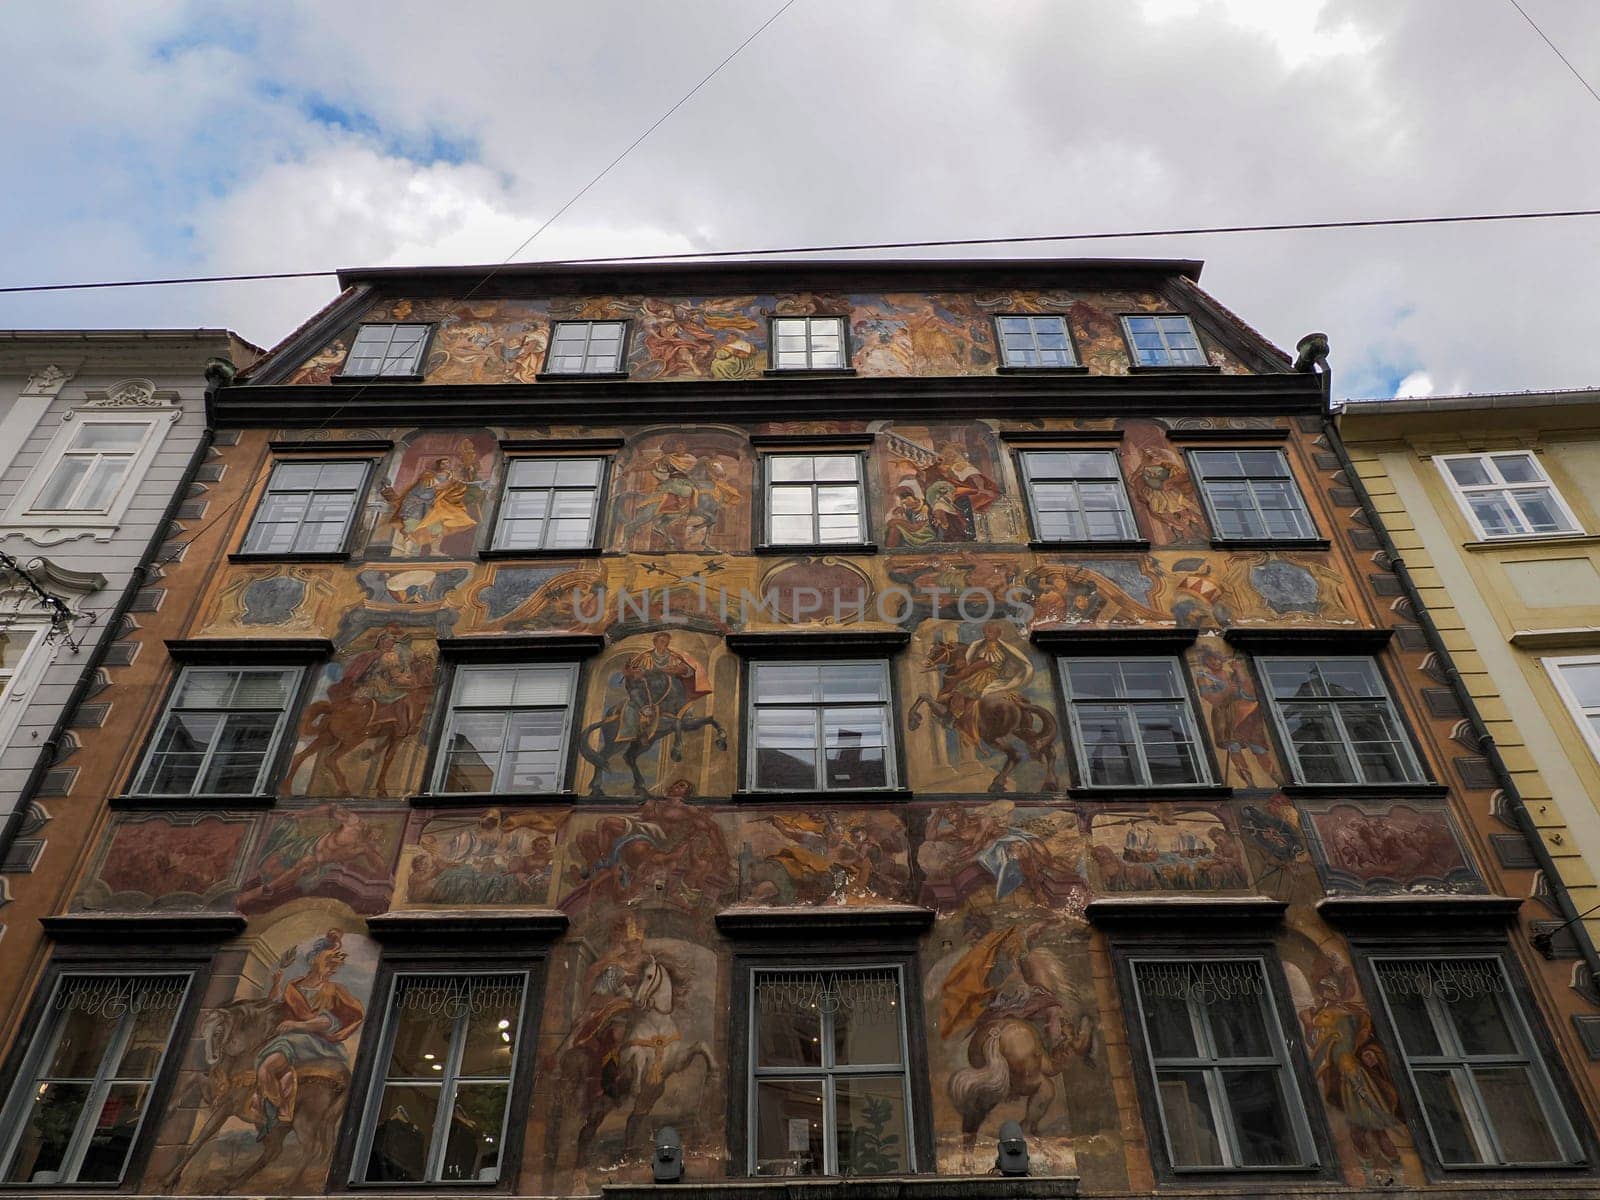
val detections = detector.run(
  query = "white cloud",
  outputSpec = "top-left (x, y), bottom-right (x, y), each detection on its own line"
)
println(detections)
top-left (1394, 370), bottom-right (1434, 399)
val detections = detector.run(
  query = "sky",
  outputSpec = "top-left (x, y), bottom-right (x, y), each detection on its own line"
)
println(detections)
top-left (1, 0), bottom-right (1596, 400)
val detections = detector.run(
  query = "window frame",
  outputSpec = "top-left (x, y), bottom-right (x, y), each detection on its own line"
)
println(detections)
top-left (759, 451), bottom-right (870, 549)
top-left (1359, 947), bottom-right (1590, 1174)
top-left (1016, 446), bottom-right (1141, 545)
top-left (237, 458), bottom-right (375, 559)
top-left (0, 963), bottom-right (202, 1190)
top-left (486, 454), bottom-right (609, 554)
top-left (127, 661), bottom-right (311, 801)
top-left (338, 323), bottom-right (435, 380)
top-left (1187, 447), bottom-right (1320, 544)
top-left (1120, 313), bottom-right (1208, 368)
top-left (743, 657), bottom-right (900, 795)
top-left (539, 319), bottom-right (631, 378)
top-left (428, 661), bottom-right (582, 798)
top-left (5, 409), bottom-right (175, 535)
top-left (1545, 654), bottom-right (1600, 767)
top-left (767, 316), bottom-right (852, 373)
top-left (1435, 451), bottom-right (1583, 541)
top-left (1058, 655), bottom-right (1213, 789)
top-left (0, 622), bottom-right (55, 757)
top-left (1256, 654), bottom-right (1424, 787)
top-left (993, 313), bottom-right (1080, 369)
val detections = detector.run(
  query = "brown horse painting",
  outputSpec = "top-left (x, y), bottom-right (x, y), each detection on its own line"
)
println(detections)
top-left (908, 634), bottom-right (1059, 792)
top-left (289, 653), bottom-right (436, 795)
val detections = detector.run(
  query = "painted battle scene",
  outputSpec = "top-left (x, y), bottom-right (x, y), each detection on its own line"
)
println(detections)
top-left (1298, 798), bottom-right (1483, 895)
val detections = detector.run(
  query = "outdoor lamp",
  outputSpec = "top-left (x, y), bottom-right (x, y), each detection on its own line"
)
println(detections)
top-left (653, 1126), bottom-right (683, 1183)
top-left (995, 1119), bottom-right (1029, 1176)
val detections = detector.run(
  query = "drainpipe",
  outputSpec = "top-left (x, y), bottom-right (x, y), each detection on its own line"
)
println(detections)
top-left (0, 361), bottom-right (228, 888)
top-left (1304, 336), bottom-right (1600, 996)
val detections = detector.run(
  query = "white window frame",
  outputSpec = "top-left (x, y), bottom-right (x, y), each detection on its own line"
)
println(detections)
top-left (1258, 655), bottom-right (1424, 786)
top-left (769, 317), bottom-right (848, 371)
top-left (1059, 656), bottom-right (1211, 788)
top-left (1435, 451), bottom-right (1583, 541)
top-left (130, 665), bottom-right (304, 798)
top-left (341, 323), bottom-right (432, 378)
top-left (350, 969), bottom-right (532, 1186)
top-left (543, 320), bottom-right (628, 375)
top-left (746, 659), bottom-right (897, 793)
top-left (1127, 956), bottom-right (1319, 1172)
top-left (1019, 448), bottom-right (1139, 543)
top-left (1370, 955), bottom-right (1583, 1168)
top-left (432, 663), bottom-right (579, 795)
top-left (0, 621), bottom-right (54, 757)
top-left (747, 964), bottom-right (915, 1176)
top-left (1545, 654), bottom-right (1600, 767)
top-left (762, 453), bottom-right (868, 547)
top-left (995, 314), bottom-right (1078, 368)
top-left (1122, 314), bottom-right (1207, 367)
top-left (4, 408), bottom-right (178, 541)
top-left (0, 971), bottom-right (193, 1187)
top-left (490, 457), bottom-right (606, 552)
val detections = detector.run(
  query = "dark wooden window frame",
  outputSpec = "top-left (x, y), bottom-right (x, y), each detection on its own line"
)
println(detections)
top-left (1183, 444), bottom-right (1326, 548)
top-left (1117, 312), bottom-right (1218, 373)
top-left (537, 319), bottom-right (632, 381)
top-left (479, 441), bottom-right (621, 559)
top-left (231, 454), bottom-right (386, 563)
top-left (764, 315), bottom-right (856, 376)
top-left (991, 313), bottom-right (1086, 373)
top-left (1010, 442), bottom-right (1147, 550)
top-left (333, 323), bottom-right (436, 383)
top-left (752, 439), bottom-right (876, 554)
top-left (332, 911), bottom-right (565, 1191)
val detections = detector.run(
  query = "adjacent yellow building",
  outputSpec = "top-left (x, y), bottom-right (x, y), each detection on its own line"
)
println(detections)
top-left (1340, 389), bottom-right (1600, 953)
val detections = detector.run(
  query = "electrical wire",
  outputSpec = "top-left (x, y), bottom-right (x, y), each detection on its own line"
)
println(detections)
top-left (1508, 0), bottom-right (1600, 105)
top-left (4, 207), bottom-right (1600, 296)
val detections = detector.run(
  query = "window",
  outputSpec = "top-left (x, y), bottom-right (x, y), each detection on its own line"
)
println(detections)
top-left (1438, 452), bottom-right (1581, 539)
top-left (1191, 449), bottom-right (1318, 541)
top-left (996, 315), bottom-right (1076, 367)
top-left (748, 661), bottom-right (894, 792)
top-left (1372, 957), bottom-right (1581, 1167)
top-left (491, 458), bottom-right (604, 551)
top-left (1547, 655), bottom-right (1600, 765)
top-left (0, 624), bottom-right (52, 755)
top-left (27, 423), bottom-right (148, 514)
top-left (771, 317), bottom-right (847, 371)
top-left (765, 455), bottom-right (865, 546)
top-left (0, 973), bottom-right (190, 1186)
top-left (1123, 314), bottom-right (1206, 367)
top-left (1129, 959), bottom-right (1316, 1171)
top-left (1259, 657), bottom-right (1422, 785)
top-left (1019, 449), bottom-right (1138, 542)
top-left (132, 666), bottom-right (302, 797)
top-left (1061, 658), bottom-right (1209, 786)
top-left (749, 967), bottom-right (912, 1176)
top-left (240, 460), bottom-right (370, 556)
top-left (354, 973), bottom-right (529, 1185)
top-left (343, 324), bottom-right (431, 377)
top-left (434, 664), bottom-right (577, 794)
top-left (544, 320), bottom-right (627, 375)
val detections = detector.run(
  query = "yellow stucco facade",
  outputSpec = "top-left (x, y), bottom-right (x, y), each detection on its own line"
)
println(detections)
top-left (1340, 391), bottom-right (1600, 948)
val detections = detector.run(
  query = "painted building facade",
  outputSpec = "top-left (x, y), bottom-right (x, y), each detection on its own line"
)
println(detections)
top-left (1340, 391), bottom-right (1600, 957)
top-left (0, 330), bottom-right (258, 890)
top-left (0, 262), bottom-right (1596, 1200)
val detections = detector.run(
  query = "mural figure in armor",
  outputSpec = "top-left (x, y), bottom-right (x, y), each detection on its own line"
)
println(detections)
top-left (614, 436), bottom-right (743, 552)
top-left (883, 427), bottom-right (1001, 542)
top-left (908, 623), bottom-right (1059, 792)
top-left (1192, 642), bottom-right (1275, 787)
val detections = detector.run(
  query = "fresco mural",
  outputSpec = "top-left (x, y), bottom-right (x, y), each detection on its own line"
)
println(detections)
top-left (399, 807), bottom-right (567, 906)
top-left (738, 809), bottom-right (910, 905)
top-left (368, 430), bottom-right (496, 560)
top-left (880, 423), bottom-right (1012, 546)
top-left (1192, 637), bottom-right (1279, 788)
top-left (74, 813), bottom-right (253, 911)
top-left (159, 910), bottom-right (379, 1194)
top-left (1121, 422), bottom-right (1210, 545)
top-left (1299, 798), bottom-right (1482, 894)
top-left (236, 804), bottom-right (405, 915)
top-left (608, 427), bottom-right (750, 553)
top-left (1085, 807), bottom-right (1252, 892)
top-left (201, 565), bottom-right (336, 634)
top-left (561, 787), bottom-right (735, 915)
top-left (917, 801), bottom-right (1088, 916)
top-left (468, 562), bottom-right (609, 632)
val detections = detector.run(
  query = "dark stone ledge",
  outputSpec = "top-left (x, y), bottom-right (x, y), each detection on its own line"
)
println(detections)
top-left (750, 432), bottom-right (876, 448)
top-left (604, 1179), bottom-right (1079, 1200)
top-left (1068, 784), bottom-right (1233, 802)
top-left (500, 435), bottom-right (626, 451)
top-left (366, 908), bottom-right (568, 943)
top-left (1086, 895), bottom-right (1287, 930)
top-left (726, 629), bottom-right (909, 656)
top-left (999, 428), bottom-right (1123, 443)
top-left (268, 437), bottom-right (394, 453)
top-left (1164, 425), bottom-right (1290, 442)
top-left (165, 637), bottom-right (335, 662)
top-left (1281, 782), bottom-right (1450, 800)
top-left (1208, 537), bottom-right (1332, 551)
top-left (1222, 626), bottom-right (1392, 653)
top-left (1029, 625), bottom-right (1196, 653)
top-left (1317, 894), bottom-right (1523, 931)
top-left (41, 912), bottom-right (246, 942)
top-left (717, 904), bottom-right (935, 939)
top-left (435, 633), bottom-right (605, 659)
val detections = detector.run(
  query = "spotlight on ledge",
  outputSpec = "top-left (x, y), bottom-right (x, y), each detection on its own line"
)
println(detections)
top-left (995, 1119), bottom-right (1030, 1177)
top-left (653, 1126), bottom-right (683, 1183)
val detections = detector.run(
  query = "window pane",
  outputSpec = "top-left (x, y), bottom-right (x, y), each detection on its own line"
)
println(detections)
top-left (754, 709), bottom-right (818, 789)
top-left (71, 423), bottom-right (146, 450)
top-left (71, 456), bottom-right (128, 511)
top-left (753, 663), bottom-right (821, 704)
top-left (33, 457), bottom-right (90, 510)
top-left (1204, 989), bottom-right (1274, 1059)
top-left (1121, 660), bottom-right (1181, 699)
top-left (1415, 1069), bottom-right (1490, 1165)
top-left (1280, 702), bottom-right (1357, 782)
top-left (1512, 488), bottom-right (1574, 534)
top-left (4, 1082), bottom-right (90, 1183)
top-left (554, 458), bottom-right (602, 486)
top-left (1262, 659), bottom-right (1320, 699)
top-left (755, 1079), bottom-right (825, 1175)
top-left (510, 667), bottom-right (573, 706)
top-left (770, 515), bottom-right (813, 543)
top-left (510, 459), bottom-right (558, 487)
top-left (813, 456), bottom-right (858, 482)
top-left (1138, 981), bottom-right (1200, 1059)
top-left (1473, 1066), bottom-right (1563, 1163)
top-left (1137, 706), bottom-right (1204, 785)
top-left (440, 1083), bottom-right (508, 1181)
top-left (823, 707), bottom-right (889, 790)
top-left (317, 462), bottom-right (369, 489)
top-left (1446, 457), bottom-right (1493, 487)
top-left (74, 1082), bottom-right (150, 1183)
top-left (1445, 987), bottom-right (1518, 1057)
top-left (1491, 453), bottom-right (1541, 484)
top-left (455, 669), bottom-right (517, 708)
top-left (1191, 450), bottom-right (1241, 479)
top-left (1076, 705), bottom-right (1139, 786)
top-left (820, 662), bottom-right (888, 703)
top-left (44, 1005), bottom-right (119, 1078)
top-left (756, 977), bottom-right (822, 1068)
top-left (201, 713), bottom-right (280, 793)
top-left (1468, 492), bottom-right (1522, 537)
top-left (770, 485), bottom-right (816, 515)
top-left (769, 456), bottom-right (814, 483)
top-left (458, 981), bottom-right (524, 1079)
top-left (1222, 1069), bottom-right (1297, 1167)
top-left (832, 973), bottom-right (902, 1065)
top-left (365, 1083), bottom-right (440, 1181)
top-left (387, 997), bottom-right (455, 1079)
top-left (834, 1075), bottom-right (909, 1175)
top-left (502, 709), bottom-right (566, 792)
top-left (1559, 661), bottom-right (1600, 709)
top-left (112, 995), bottom-right (184, 1080)
top-left (1157, 1071), bottom-right (1225, 1167)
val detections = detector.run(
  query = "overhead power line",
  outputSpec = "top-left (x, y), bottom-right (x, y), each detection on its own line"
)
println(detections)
top-left (1508, 0), bottom-right (1600, 105)
top-left (3, 208), bottom-right (1600, 296)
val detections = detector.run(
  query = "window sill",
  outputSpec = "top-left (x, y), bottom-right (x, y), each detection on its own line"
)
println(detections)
top-left (1281, 781), bottom-right (1448, 799)
top-left (732, 787), bottom-right (912, 804)
top-left (111, 793), bottom-right (277, 809)
top-left (1209, 537), bottom-right (1330, 551)
top-left (535, 371), bottom-right (630, 382)
top-left (599, 1174), bottom-right (1082, 1200)
top-left (409, 790), bottom-right (580, 807)
top-left (762, 367), bottom-right (858, 378)
top-left (996, 364), bottom-right (1089, 375)
top-left (754, 542), bottom-right (878, 556)
top-left (478, 546), bottom-right (603, 560)
top-left (1126, 364), bottom-right (1223, 375)
top-left (1029, 538), bottom-right (1150, 551)
top-left (1070, 784), bottom-right (1232, 801)
top-left (1463, 532), bottom-right (1600, 552)
top-left (330, 372), bottom-right (425, 383)
top-left (228, 551), bottom-right (351, 563)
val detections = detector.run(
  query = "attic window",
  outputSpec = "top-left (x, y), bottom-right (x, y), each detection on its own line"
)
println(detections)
top-left (343, 324), bottom-right (431, 378)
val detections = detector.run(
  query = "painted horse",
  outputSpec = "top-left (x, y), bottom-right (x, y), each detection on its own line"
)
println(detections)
top-left (578, 666), bottom-right (726, 795)
top-left (288, 655), bottom-right (435, 795)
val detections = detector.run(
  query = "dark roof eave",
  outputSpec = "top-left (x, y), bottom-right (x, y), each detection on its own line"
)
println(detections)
top-left (1341, 387), bottom-right (1600, 417)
